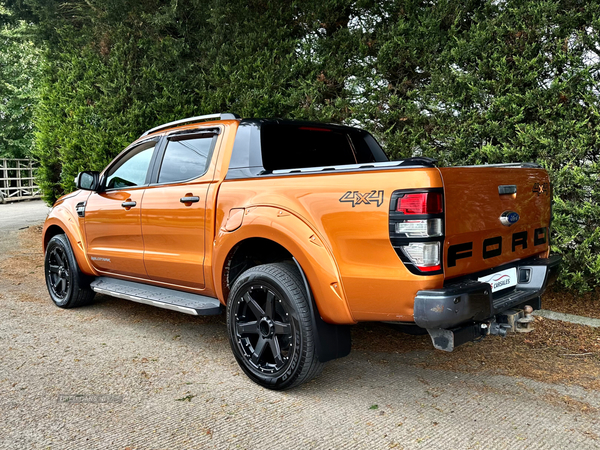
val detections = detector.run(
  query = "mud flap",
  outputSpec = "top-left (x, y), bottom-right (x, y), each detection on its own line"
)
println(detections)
top-left (293, 258), bottom-right (351, 362)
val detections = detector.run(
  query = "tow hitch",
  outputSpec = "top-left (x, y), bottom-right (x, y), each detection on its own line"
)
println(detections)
top-left (483, 321), bottom-right (512, 337)
top-left (426, 305), bottom-right (535, 352)
top-left (497, 305), bottom-right (536, 333)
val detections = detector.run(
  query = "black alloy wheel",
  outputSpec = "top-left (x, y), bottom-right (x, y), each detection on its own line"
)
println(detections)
top-left (44, 234), bottom-right (95, 308)
top-left (47, 246), bottom-right (71, 300)
top-left (227, 263), bottom-right (323, 390)
top-left (233, 285), bottom-right (294, 374)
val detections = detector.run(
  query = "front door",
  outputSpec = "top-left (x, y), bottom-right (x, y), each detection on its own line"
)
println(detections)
top-left (141, 131), bottom-right (218, 289)
top-left (85, 139), bottom-right (158, 278)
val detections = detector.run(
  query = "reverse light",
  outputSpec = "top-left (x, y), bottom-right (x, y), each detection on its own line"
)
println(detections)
top-left (401, 242), bottom-right (441, 269)
top-left (397, 192), bottom-right (443, 214)
top-left (395, 219), bottom-right (443, 237)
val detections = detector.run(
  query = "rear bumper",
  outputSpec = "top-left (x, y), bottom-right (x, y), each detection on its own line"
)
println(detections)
top-left (413, 255), bottom-right (561, 330)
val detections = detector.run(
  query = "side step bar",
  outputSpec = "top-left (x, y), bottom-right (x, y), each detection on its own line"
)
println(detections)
top-left (90, 277), bottom-right (222, 316)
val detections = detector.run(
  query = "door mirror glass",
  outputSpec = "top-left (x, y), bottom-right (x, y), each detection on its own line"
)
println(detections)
top-left (75, 171), bottom-right (99, 191)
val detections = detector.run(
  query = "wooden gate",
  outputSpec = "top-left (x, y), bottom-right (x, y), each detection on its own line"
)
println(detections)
top-left (0, 159), bottom-right (41, 203)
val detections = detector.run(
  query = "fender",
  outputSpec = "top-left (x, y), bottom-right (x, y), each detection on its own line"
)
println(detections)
top-left (212, 206), bottom-right (355, 325)
top-left (42, 200), bottom-right (98, 277)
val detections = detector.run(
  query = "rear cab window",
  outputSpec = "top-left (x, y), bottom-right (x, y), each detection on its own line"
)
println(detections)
top-left (260, 123), bottom-right (387, 172)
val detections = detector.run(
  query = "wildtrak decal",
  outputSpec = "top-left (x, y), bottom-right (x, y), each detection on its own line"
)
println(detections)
top-left (447, 227), bottom-right (547, 267)
top-left (339, 190), bottom-right (384, 207)
top-left (91, 256), bottom-right (111, 263)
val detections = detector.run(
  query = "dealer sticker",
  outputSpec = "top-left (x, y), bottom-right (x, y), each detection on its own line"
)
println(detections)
top-left (478, 267), bottom-right (517, 293)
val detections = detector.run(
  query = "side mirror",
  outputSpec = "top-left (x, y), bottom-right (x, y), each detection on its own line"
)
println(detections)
top-left (75, 171), bottom-right (100, 191)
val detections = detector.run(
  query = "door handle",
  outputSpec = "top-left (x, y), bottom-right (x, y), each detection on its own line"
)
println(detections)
top-left (180, 196), bottom-right (200, 204)
top-left (121, 200), bottom-right (137, 208)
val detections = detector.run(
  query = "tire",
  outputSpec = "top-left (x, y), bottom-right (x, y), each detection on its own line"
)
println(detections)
top-left (226, 262), bottom-right (324, 390)
top-left (44, 234), bottom-right (95, 308)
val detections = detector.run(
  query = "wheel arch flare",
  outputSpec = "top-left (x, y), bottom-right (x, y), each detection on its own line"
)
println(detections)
top-left (213, 206), bottom-right (355, 325)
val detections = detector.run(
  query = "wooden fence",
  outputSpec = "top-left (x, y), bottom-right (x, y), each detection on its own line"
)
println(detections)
top-left (0, 159), bottom-right (41, 203)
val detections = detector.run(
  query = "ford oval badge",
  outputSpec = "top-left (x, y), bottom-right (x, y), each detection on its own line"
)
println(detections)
top-left (500, 211), bottom-right (520, 226)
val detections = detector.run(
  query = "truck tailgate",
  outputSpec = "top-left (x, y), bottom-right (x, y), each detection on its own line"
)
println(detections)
top-left (440, 166), bottom-right (551, 279)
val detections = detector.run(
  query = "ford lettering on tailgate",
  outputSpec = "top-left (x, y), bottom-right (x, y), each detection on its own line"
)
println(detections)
top-left (448, 227), bottom-right (547, 267)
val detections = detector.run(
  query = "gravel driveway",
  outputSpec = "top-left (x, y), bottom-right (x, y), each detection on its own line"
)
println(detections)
top-left (0, 205), bottom-right (599, 449)
top-left (0, 200), bottom-right (49, 260)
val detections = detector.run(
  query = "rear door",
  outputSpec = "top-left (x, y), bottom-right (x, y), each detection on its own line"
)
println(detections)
top-left (85, 139), bottom-right (159, 277)
top-left (140, 128), bottom-right (220, 290)
top-left (440, 166), bottom-right (551, 279)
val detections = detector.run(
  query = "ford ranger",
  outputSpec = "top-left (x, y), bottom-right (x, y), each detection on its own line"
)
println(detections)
top-left (42, 113), bottom-right (560, 389)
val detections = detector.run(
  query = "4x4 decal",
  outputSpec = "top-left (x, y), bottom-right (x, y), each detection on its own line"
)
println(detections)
top-left (339, 190), bottom-right (384, 207)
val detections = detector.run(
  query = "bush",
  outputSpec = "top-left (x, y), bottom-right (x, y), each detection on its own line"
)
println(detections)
top-left (0, 9), bottom-right (40, 158)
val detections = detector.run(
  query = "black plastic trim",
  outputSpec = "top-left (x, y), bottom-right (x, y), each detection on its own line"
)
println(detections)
top-left (146, 135), bottom-right (167, 186)
top-left (167, 128), bottom-right (220, 140)
top-left (292, 258), bottom-right (351, 363)
top-left (413, 255), bottom-right (561, 329)
top-left (399, 157), bottom-right (437, 167)
top-left (498, 184), bottom-right (517, 195)
top-left (75, 201), bottom-right (86, 218)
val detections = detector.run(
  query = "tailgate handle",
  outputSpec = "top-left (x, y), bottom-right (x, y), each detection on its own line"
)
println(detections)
top-left (498, 185), bottom-right (517, 195)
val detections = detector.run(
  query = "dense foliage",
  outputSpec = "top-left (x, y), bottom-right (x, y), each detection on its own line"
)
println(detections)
top-left (0, 8), bottom-right (40, 158)
top-left (2, 0), bottom-right (599, 290)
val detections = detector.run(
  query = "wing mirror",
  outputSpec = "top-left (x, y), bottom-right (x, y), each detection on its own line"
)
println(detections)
top-left (75, 171), bottom-right (100, 191)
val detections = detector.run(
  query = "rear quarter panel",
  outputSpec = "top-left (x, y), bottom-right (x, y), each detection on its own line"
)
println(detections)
top-left (215, 168), bottom-right (444, 322)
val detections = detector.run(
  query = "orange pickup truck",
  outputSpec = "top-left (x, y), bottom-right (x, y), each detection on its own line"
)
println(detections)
top-left (42, 113), bottom-right (560, 389)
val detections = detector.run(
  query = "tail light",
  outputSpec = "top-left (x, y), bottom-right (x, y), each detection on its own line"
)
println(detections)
top-left (389, 189), bottom-right (444, 275)
top-left (402, 242), bottom-right (440, 269)
top-left (395, 219), bottom-right (443, 237)
top-left (396, 192), bottom-right (443, 214)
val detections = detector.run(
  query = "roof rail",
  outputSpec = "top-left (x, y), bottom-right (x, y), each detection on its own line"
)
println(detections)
top-left (140, 113), bottom-right (240, 137)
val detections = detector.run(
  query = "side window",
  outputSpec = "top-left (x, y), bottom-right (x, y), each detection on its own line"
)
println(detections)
top-left (158, 136), bottom-right (214, 184)
top-left (106, 142), bottom-right (156, 190)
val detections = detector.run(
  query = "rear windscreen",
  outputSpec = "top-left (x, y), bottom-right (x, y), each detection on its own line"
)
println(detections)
top-left (260, 124), bottom-right (388, 171)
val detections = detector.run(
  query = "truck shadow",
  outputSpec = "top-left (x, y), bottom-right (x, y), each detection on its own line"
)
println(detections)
top-left (90, 294), bottom-right (431, 353)
top-left (88, 293), bottom-right (436, 377)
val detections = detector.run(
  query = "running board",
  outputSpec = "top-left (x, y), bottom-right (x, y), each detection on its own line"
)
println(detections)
top-left (90, 277), bottom-right (222, 316)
